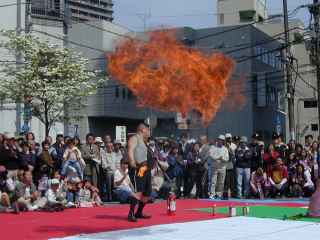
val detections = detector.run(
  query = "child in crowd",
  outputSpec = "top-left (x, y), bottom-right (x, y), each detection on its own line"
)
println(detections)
top-left (44, 178), bottom-right (66, 211)
top-left (53, 171), bottom-right (68, 196)
top-left (250, 167), bottom-right (267, 199)
top-left (61, 138), bottom-right (85, 180)
top-left (78, 180), bottom-right (102, 207)
top-left (66, 177), bottom-right (81, 208)
top-left (38, 171), bottom-right (50, 197)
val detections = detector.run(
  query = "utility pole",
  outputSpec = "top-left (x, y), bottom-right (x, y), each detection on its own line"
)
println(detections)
top-left (63, 0), bottom-right (70, 135)
top-left (25, 0), bottom-right (31, 33)
top-left (15, 0), bottom-right (22, 136)
top-left (283, 0), bottom-right (295, 141)
top-left (20, 0), bottom-right (32, 134)
top-left (63, 0), bottom-right (70, 48)
top-left (310, 0), bottom-right (320, 138)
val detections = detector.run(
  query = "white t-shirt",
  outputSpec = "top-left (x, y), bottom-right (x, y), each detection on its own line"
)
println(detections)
top-left (114, 151), bottom-right (123, 170)
top-left (114, 169), bottom-right (132, 188)
top-left (102, 152), bottom-right (116, 172)
top-left (25, 187), bottom-right (31, 199)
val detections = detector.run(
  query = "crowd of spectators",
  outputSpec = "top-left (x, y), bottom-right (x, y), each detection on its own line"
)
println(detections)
top-left (0, 130), bottom-right (319, 213)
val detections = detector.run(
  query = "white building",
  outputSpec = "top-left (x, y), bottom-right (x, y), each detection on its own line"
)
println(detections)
top-left (0, 4), bottom-right (64, 142)
top-left (217, 0), bottom-right (268, 25)
top-left (216, 0), bottom-right (317, 142)
top-left (0, 2), bottom-right (130, 142)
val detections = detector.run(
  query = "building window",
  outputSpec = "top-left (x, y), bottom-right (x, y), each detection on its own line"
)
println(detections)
top-left (122, 88), bottom-right (126, 99)
top-left (239, 10), bottom-right (256, 22)
top-left (311, 124), bottom-right (319, 132)
top-left (219, 14), bottom-right (224, 24)
top-left (127, 90), bottom-right (134, 100)
top-left (115, 87), bottom-right (119, 98)
top-left (252, 74), bottom-right (258, 105)
top-left (304, 100), bottom-right (317, 108)
top-left (262, 49), bottom-right (268, 63)
top-left (256, 74), bottom-right (267, 107)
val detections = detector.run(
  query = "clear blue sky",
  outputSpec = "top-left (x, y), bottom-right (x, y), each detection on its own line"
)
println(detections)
top-left (113, 0), bottom-right (312, 31)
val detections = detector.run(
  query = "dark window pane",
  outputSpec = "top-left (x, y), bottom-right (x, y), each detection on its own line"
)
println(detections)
top-left (115, 87), bottom-right (119, 98)
top-left (311, 124), bottom-right (318, 132)
top-left (304, 100), bottom-right (317, 108)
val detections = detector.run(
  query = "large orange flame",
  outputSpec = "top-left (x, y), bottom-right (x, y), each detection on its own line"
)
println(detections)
top-left (108, 30), bottom-right (236, 125)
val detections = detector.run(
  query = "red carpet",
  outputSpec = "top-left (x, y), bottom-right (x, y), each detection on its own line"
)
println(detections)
top-left (0, 200), bottom-right (308, 240)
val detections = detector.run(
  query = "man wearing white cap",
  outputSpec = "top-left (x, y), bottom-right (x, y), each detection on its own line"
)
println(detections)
top-left (208, 135), bottom-right (229, 199)
top-left (44, 178), bottom-right (66, 211)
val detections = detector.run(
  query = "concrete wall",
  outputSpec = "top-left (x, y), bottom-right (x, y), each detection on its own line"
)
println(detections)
top-left (257, 20), bottom-right (318, 141)
top-left (187, 25), bottom-right (284, 140)
top-left (217, 0), bottom-right (267, 25)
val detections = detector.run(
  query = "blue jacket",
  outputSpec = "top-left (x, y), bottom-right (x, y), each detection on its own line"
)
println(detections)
top-left (167, 154), bottom-right (184, 179)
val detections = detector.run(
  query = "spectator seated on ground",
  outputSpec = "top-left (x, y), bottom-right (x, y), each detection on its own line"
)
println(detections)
top-left (250, 167), bottom-right (267, 199)
top-left (290, 164), bottom-right (314, 197)
top-left (308, 179), bottom-right (320, 217)
top-left (37, 167), bottom-right (50, 197)
top-left (78, 180), bottom-right (102, 207)
top-left (0, 166), bottom-right (15, 212)
top-left (266, 158), bottom-right (288, 198)
top-left (52, 171), bottom-right (68, 198)
top-left (66, 176), bottom-right (81, 208)
top-left (113, 159), bottom-right (137, 204)
top-left (44, 178), bottom-right (66, 211)
top-left (14, 170), bottom-right (44, 211)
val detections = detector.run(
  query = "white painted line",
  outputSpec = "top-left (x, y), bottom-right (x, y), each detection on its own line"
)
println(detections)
top-left (50, 217), bottom-right (320, 240)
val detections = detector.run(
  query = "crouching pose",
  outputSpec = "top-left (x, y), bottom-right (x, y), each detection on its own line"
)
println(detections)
top-left (113, 157), bottom-right (140, 219)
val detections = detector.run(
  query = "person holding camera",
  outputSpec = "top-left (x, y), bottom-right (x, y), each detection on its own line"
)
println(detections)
top-left (235, 136), bottom-right (253, 199)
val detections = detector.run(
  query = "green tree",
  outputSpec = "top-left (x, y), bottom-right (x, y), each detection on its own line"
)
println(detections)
top-left (0, 30), bottom-right (104, 136)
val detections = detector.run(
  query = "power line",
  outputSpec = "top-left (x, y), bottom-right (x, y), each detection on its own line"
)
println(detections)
top-left (1, 7), bottom-right (302, 65)
top-left (31, 29), bottom-right (106, 53)
top-left (236, 46), bottom-right (286, 63)
top-left (195, 26), bottom-right (299, 53)
top-left (30, 7), bottom-right (136, 41)
top-left (290, 64), bottom-right (317, 90)
top-left (78, 21), bottom-right (135, 40)
top-left (193, 15), bottom-right (285, 41)
top-left (0, 2), bottom-right (25, 8)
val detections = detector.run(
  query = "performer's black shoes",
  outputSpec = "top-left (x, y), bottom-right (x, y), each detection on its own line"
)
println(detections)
top-left (135, 213), bottom-right (152, 219)
top-left (128, 213), bottom-right (138, 222)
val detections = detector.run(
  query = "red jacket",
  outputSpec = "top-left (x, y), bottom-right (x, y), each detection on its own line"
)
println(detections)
top-left (263, 151), bottom-right (280, 176)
